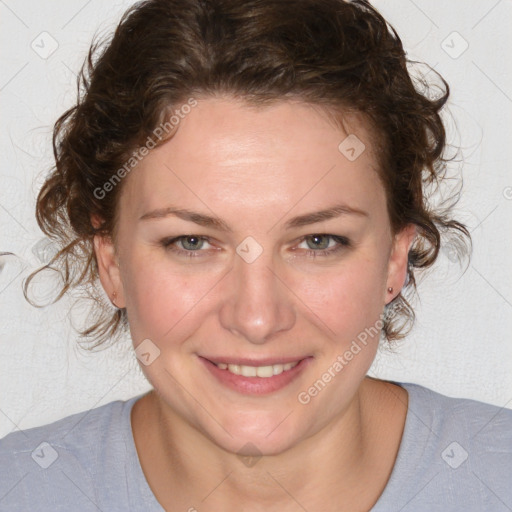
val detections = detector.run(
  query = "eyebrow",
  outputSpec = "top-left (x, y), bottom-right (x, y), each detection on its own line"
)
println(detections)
top-left (139, 207), bottom-right (233, 231)
top-left (138, 203), bottom-right (368, 230)
top-left (283, 204), bottom-right (368, 229)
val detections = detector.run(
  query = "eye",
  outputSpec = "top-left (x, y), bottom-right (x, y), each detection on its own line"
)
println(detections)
top-left (177, 235), bottom-right (209, 251)
top-left (160, 235), bottom-right (214, 257)
top-left (296, 234), bottom-right (350, 257)
top-left (159, 233), bottom-right (350, 260)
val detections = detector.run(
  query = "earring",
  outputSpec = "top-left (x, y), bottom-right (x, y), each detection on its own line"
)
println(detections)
top-left (387, 287), bottom-right (393, 293)
top-left (111, 291), bottom-right (118, 308)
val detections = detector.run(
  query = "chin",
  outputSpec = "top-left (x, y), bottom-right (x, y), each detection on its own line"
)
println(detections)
top-left (207, 413), bottom-right (306, 458)
top-left (219, 432), bottom-right (299, 459)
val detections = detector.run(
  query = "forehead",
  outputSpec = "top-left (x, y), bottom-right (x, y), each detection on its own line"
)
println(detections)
top-left (119, 97), bottom-right (386, 224)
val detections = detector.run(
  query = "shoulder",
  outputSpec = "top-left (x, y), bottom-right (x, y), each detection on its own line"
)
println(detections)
top-left (378, 381), bottom-right (512, 512)
top-left (0, 394), bottom-right (144, 511)
top-left (402, 381), bottom-right (512, 447)
top-left (0, 396), bottom-right (131, 464)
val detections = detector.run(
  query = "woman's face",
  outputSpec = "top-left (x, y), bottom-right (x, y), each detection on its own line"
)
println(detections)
top-left (96, 97), bottom-right (414, 455)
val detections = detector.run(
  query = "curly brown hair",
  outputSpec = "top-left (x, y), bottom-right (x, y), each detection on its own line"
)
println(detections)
top-left (25, 0), bottom-right (471, 351)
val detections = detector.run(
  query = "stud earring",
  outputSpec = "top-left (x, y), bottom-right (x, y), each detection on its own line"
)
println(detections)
top-left (387, 287), bottom-right (393, 293)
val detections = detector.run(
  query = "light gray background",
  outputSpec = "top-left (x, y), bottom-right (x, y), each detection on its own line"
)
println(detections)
top-left (1, 0), bottom-right (511, 437)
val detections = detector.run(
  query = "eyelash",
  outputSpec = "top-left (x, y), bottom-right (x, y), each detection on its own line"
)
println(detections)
top-left (159, 234), bottom-right (351, 259)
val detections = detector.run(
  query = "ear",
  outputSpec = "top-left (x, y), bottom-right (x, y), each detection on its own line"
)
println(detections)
top-left (385, 223), bottom-right (417, 304)
top-left (93, 228), bottom-right (126, 309)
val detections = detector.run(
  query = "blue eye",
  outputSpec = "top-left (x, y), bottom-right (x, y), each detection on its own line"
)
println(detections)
top-left (301, 234), bottom-right (338, 250)
top-left (161, 235), bottom-right (213, 257)
top-left (176, 236), bottom-right (208, 251)
top-left (160, 233), bottom-right (350, 259)
top-left (297, 234), bottom-right (350, 257)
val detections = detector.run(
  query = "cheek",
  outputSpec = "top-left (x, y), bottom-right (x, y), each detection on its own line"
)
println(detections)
top-left (121, 243), bottom-right (388, 346)
top-left (291, 259), bottom-right (386, 339)
top-left (120, 254), bottom-right (221, 343)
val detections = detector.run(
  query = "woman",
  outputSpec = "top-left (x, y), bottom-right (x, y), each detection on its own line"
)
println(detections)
top-left (1, 0), bottom-right (510, 510)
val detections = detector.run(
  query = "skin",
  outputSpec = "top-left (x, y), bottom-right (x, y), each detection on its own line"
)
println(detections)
top-left (94, 97), bottom-right (416, 511)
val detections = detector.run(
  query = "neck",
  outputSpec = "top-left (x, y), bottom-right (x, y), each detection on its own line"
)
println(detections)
top-left (132, 377), bottom-right (407, 512)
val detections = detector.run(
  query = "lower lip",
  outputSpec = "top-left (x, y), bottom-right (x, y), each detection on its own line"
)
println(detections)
top-left (199, 356), bottom-right (313, 395)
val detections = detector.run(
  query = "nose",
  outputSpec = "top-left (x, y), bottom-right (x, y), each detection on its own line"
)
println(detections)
top-left (218, 250), bottom-right (296, 344)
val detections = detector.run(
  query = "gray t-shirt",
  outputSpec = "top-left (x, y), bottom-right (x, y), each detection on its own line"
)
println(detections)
top-left (1, 381), bottom-right (511, 511)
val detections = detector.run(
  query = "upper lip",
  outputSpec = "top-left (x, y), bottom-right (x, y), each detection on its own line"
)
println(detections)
top-left (200, 355), bottom-right (311, 366)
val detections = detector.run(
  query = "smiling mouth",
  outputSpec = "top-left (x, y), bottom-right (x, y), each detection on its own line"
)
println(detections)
top-left (212, 361), bottom-right (301, 378)
top-left (200, 355), bottom-right (311, 378)
top-left (199, 356), bottom-right (313, 394)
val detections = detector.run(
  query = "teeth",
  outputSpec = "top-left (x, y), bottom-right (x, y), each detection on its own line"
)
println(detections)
top-left (241, 365), bottom-right (256, 377)
top-left (269, 364), bottom-right (283, 376)
top-left (215, 361), bottom-right (300, 377)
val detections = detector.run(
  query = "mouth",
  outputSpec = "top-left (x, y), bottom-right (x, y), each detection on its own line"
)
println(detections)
top-left (211, 360), bottom-right (300, 377)
top-left (198, 355), bottom-right (313, 395)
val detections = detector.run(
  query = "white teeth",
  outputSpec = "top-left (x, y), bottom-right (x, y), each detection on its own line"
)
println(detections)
top-left (257, 365), bottom-right (274, 378)
top-left (272, 364), bottom-right (284, 375)
top-left (241, 365), bottom-right (256, 377)
top-left (228, 364), bottom-right (241, 375)
top-left (216, 361), bottom-right (300, 378)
